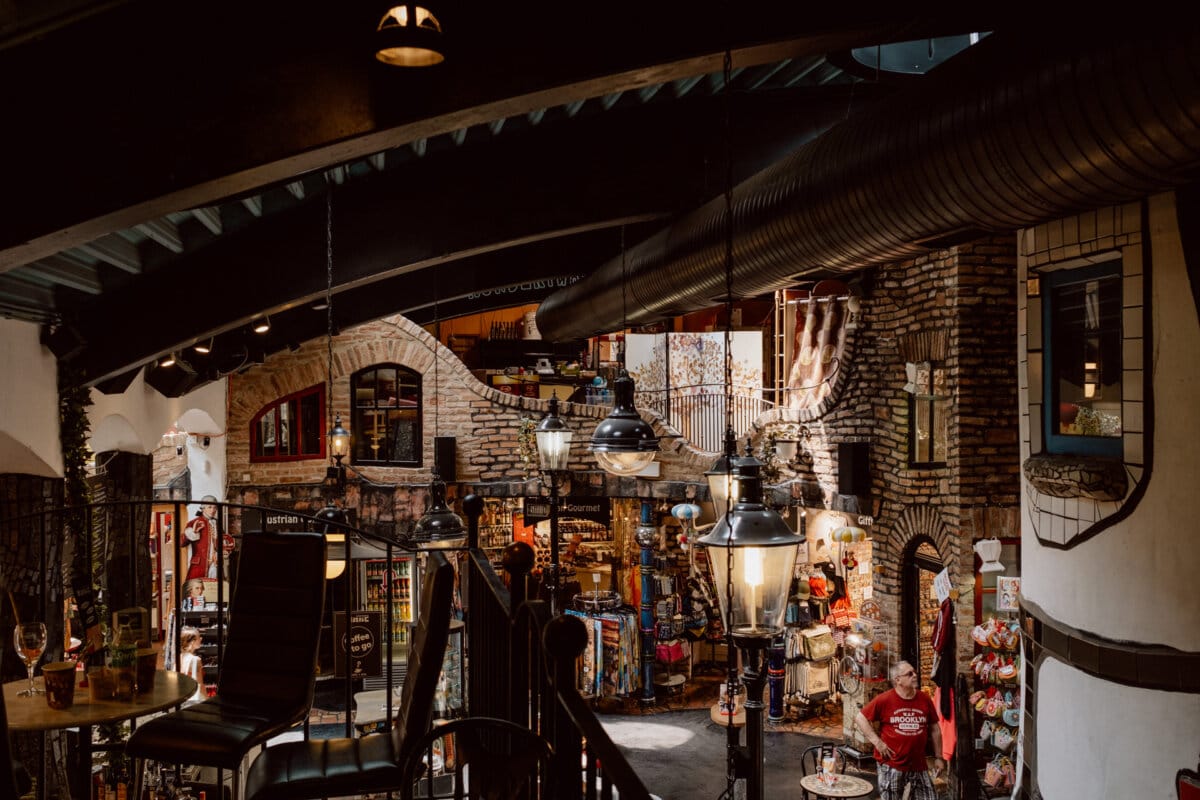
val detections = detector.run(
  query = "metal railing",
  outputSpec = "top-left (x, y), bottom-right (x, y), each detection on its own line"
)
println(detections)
top-left (636, 383), bottom-right (775, 452)
top-left (464, 520), bottom-right (654, 799)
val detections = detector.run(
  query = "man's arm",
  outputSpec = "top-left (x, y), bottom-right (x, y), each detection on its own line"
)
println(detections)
top-left (854, 711), bottom-right (894, 759)
top-left (928, 709), bottom-right (945, 775)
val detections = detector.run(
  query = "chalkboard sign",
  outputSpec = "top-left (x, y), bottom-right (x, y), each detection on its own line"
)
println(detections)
top-left (333, 611), bottom-right (382, 678)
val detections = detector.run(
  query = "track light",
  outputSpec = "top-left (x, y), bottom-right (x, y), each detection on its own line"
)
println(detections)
top-left (194, 338), bottom-right (213, 354)
top-left (253, 316), bottom-right (271, 334)
top-left (159, 352), bottom-right (177, 368)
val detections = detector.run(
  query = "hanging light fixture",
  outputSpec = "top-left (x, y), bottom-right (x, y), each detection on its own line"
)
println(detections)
top-left (316, 505), bottom-right (350, 580)
top-left (322, 193), bottom-right (350, 496)
top-left (696, 46), bottom-right (804, 800)
top-left (590, 227), bottom-right (659, 475)
top-left (413, 267), bottom-right (465, 547)
top-left (375, 3), bottom-right (445, 67)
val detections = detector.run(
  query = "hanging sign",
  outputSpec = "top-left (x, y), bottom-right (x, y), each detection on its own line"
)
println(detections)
top-left (334, 611), bottom-right (382, 678)
top-left (933, 568), bottom-right (952, 604)
top-left (522, 496), bottom-right (611, 526)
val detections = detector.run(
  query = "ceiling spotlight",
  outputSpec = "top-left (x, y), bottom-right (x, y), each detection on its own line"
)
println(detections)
top-left (193, 338), bottom-right (213, 354)
top-left (253, 316), bottom-right (271, 334)
top-left (375, 3), bottom-right (445, 67)
top-left (159, 352), bottom-right (177, 368)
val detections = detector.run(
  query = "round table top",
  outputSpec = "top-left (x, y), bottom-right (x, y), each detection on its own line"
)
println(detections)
top-left (5, 670), bottom-right (197, 732)
top-left (797, 772), bottom-right (874, 798)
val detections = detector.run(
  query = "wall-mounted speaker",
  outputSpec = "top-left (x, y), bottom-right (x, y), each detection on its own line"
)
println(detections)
top-left (434, 436), bottom-right (457, 483)
top-left (838, 441), bottom-right (870, 496)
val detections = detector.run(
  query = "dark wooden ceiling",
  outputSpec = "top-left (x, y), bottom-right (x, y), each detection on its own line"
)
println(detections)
top-left (0, 2), bottom-right (1006, 395)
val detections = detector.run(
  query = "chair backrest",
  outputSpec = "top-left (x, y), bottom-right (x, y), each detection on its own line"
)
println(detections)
top-left (217, 530), bottom-right (327, 719)
top-left (399, 716), bottom-right (553, 800)
top-left (391, 550), bottom-right (455, 758)
top-left (799, 742), bottom-right (846, 800)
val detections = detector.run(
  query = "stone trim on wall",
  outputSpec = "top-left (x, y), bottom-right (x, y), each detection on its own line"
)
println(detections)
top-left (1017, 202), bottom-right (1154, 548)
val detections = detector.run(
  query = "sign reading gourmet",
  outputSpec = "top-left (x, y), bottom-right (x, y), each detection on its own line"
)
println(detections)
top-left (523, 497), bottom-right (610, 526)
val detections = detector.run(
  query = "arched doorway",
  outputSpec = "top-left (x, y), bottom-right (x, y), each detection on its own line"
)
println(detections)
top-left (900, 536), bottom-right (944, 687)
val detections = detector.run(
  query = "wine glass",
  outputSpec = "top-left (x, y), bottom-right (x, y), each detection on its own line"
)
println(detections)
top-left (13, 622), bottom-right (48, 697)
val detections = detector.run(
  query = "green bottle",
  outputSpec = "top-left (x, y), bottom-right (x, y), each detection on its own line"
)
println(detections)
top-left (111, 623), bottom-right (137, 700)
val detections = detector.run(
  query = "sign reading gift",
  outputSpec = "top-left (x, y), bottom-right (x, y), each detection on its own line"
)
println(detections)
top-left (334, 611), bottom-right (382, 678)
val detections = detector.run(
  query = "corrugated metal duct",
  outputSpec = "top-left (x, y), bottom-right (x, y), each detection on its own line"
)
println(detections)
top-left (536, 27), bottom-right (1200, 341)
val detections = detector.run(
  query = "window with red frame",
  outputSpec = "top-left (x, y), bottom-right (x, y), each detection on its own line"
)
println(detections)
top-left (250, 384), bottom-right (325, 461)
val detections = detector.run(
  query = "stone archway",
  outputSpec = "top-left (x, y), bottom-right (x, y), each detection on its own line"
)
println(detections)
top-left (872, 504), bottom-right (963, 675)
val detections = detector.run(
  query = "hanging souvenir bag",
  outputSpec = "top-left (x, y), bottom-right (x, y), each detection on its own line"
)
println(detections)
top-left (993, 725), bottom-right (1015, 751)
top-left (830, 596), bottom-right (853, 629)
top-left (801, 625), bottom-right (837, 661)
top-left (983, 756), bottom-right (1007, 788)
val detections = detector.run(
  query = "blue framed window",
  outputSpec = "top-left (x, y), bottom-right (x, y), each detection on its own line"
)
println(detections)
top-left (1043, 261), bottom-right (1123, 457)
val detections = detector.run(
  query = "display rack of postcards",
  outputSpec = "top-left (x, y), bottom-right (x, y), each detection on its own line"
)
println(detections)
top-left (969, 615), bottom-right (1021, 796)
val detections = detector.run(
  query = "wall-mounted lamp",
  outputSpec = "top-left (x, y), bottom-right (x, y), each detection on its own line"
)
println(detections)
top-left (772, 426), bottom-right (812, 466)
top-left (375, 3), bottom-right (446, 67)
top-left (253, 316), bottom-right (271, 334)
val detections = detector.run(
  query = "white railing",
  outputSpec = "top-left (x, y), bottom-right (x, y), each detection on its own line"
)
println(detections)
top-left (636, 384), bottom-right (774, 453)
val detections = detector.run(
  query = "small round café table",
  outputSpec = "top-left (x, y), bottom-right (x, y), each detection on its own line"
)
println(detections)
top-left (5, 670), bottom-right (198, 799)
top-left (798, 772), bottom-right (874, 798)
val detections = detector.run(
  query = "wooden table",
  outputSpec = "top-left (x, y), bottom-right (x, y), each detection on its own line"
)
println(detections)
top-left (798, 772), bottom-right (874, 798)
top-left (6, 670), bottom-right (197, 799)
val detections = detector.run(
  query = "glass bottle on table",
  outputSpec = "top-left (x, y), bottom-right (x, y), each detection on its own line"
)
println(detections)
top-left (111, 623), bottom-right (137, 701)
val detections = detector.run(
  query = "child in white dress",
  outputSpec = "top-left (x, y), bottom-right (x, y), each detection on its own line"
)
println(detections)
top-left (179, 626), bottom-right (206, 705)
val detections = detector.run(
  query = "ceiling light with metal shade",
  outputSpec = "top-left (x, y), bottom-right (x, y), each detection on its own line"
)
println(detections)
top-left (589, 369), bottom-right (658, 476)
top-left (375, 3), bottom-right (446, 67)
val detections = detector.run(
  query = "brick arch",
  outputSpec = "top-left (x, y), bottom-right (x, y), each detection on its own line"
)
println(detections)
top-left (886, 504), bottom-right (959, 576)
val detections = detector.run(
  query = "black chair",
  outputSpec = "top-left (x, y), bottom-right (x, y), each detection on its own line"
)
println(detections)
top-left (799, 742), bottom-right (847, 800)
top-left (0, 669), bottom-right (31, 800)
top-left (243, 550), bottom-right (455, 800)
top-left (127, 530), bottom-right (327, 800)
top-left (400, 716), bottom-right (553, 800)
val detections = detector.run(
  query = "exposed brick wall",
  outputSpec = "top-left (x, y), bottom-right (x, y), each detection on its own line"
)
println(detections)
top-left (228, 315), bottom-right (716, 535)
top-left (760, 238), bottom-right (1020, 664)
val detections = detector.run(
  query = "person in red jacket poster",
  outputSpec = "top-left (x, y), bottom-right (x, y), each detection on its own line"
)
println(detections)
top-left (855, 660), bottom-right (945, 800)
top-left (183, 496), bottom-right (220, 581)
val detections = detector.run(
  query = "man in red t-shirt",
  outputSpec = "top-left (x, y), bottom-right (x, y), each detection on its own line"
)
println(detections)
top-left (855, 660), bottom-right (945, 800)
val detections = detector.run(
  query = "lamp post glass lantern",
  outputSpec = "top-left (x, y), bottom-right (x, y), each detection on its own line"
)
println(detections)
top-left (536, 395), bottom-right (573, 612)
top-left (329, 413), bottom-right (350, 464)
top-left (699, 462), bottom-right (802, 642)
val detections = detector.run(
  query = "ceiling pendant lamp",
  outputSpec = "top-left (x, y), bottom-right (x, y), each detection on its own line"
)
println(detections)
top-left (375, 3), bottom-right (446, 67)
top-left (589, 369), bottom-right (659, 476)
top-left (412, 473), bottom-right (466, 548)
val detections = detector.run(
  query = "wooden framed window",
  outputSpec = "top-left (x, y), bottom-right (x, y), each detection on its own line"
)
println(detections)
top-left (250, 384), bottom-right (325, 462)
top-left (907, 361), bottom-right (948, 467)
top-left (352, 364), bottom-right (422, 466)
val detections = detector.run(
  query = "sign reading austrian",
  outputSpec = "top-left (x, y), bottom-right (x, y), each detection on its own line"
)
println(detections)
top-left (334, 611), bottom-right (382, 678)
top-left (522, 497), bottom-right (610, 526)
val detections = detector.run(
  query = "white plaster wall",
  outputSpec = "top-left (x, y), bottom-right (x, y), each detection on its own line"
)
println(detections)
top-left (88, 375), bottom-right (227, 455)
top-left (1037, 658), bottom-right (1200, 799)
top-left (0, 319), bottom-right (63, 477)
top-left (185, 433), bottom-right (227, 505)
top-left (1022, 194), bottom-right (1200, 650)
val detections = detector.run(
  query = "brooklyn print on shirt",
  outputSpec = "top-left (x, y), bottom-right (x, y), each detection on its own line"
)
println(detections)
top-left (889, 707), bottom-right (929, 735)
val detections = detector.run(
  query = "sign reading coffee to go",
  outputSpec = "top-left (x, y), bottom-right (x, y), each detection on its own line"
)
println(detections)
top-left (334, 611), bottom-right (382, 678)
top-left (523, 497), bottom-right (611, 526)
